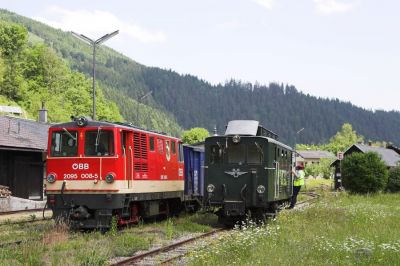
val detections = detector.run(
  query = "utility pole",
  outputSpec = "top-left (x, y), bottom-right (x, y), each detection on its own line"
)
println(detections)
top-left (71, 30), bottom-right (119, 120)
top-left (136, 91), bottom-right (153, 125)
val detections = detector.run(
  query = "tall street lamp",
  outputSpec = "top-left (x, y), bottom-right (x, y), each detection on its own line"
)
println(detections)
top-left (136, 91), bottom-right (153, 125)
top-left (294, 127), bottom-right (304, 167)
top-left (71, 30), bottom-right (119, 120)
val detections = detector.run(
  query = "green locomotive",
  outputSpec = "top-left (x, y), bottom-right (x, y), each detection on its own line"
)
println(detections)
top-left (204, 120), bottom-right (293, 224)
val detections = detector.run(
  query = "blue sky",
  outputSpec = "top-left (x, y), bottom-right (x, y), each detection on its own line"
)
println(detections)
top-left (2, 0), bottom-right (399, 111)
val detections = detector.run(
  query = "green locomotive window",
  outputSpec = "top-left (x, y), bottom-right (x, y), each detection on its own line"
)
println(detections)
top-left (210, 145), bottom-right (222, 164)
top-left (227, 144), bottom-right (245, 164)
top-left (50, 130), bottom-right (78, 157)
top-left (248, 143), bottom-right (263, 164)
top-left (85, 130), bottom-right (114, 156)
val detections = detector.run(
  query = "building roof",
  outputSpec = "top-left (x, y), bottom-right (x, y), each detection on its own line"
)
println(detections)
top-left (347, 144), bottom-right (400, 167)
top-left (0, 116), bottom-right (50, 151)
top-left (297, 150), bottom-right (336, 159)
top-left (0, 106), bottom-right (23, 114)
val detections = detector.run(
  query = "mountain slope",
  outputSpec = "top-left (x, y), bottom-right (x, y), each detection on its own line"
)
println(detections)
top-left (1, 9), bottom-right (400, 145)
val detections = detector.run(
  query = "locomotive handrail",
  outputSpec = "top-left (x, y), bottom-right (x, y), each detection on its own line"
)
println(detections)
top-left (240, 184), bottom-right (247, 201)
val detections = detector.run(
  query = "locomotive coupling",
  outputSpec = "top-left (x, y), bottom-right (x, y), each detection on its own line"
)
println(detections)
top-left (70, 206), bottom-right (91, 220)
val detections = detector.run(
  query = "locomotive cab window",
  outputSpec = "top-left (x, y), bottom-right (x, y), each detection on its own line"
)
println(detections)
top-left (85, 129), bottom-right (114, 156)
top-left (247, 143), bottom-right (263, 164)
top-left (50, 130), bottom-right (78, 157)
top-left (210, 145), bottom-right (222, 164)
top-left (227, 143), bottom-right (245, 164)
top-left (171, 141), bottom-right (176, 154)
top-left (149, 137), bottom-right (155, 151)
top-left (178, 142), bottom-right (184, 162)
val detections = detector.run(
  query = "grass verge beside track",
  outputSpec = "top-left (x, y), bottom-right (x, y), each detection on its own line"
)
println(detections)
top-left (0, 212), bottom-right (218, 265)
top-left (188, 192), bottom-right (400, 265)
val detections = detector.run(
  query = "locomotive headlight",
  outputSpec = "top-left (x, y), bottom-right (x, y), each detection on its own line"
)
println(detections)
top-left (207, 184), bottom-right (216, 193)
top-left (105, 173), bottom-right (115, 183)
top-left (75, 116), bottom-right (88, 127)
top-left (257, 185), bottom-right (266, 194)
top-left (46, 173), bottom-right (56, 183)
top-left (232, 135), bottom-right (241, 143)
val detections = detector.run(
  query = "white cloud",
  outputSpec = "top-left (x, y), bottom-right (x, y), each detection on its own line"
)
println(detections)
top-left (252, 0), bottom-right (276, 10)
top-left (34, 6), bottom-right (166, 43)
top-left (313, 0), bottom-right (360, 15)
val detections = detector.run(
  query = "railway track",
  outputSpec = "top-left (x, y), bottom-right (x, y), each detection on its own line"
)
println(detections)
top-left (0, 208), bottom-right (52, 226)
top-left (295, 191), bottom-right (320, 209)
top-left (0, 208), bottom-right (49, 216)
top-left (110, 228), bottom-right (227, 266)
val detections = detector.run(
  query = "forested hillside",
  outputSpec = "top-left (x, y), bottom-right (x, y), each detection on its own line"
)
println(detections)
top-left (0, 20), bottom-right (121, 122)
top-left (1, 9), bottom-right (400, 145)
top-left (0, 9), bottom-right (183, 136)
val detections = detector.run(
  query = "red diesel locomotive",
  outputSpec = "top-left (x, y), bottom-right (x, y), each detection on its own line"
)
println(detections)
top-left (45, 117), bottom-right (187, 229)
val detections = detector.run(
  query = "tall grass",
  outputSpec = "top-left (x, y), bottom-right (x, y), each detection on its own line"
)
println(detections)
top-left (188, 193), bottom-right (400, 265)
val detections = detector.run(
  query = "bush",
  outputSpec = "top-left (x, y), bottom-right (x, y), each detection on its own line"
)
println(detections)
top-left (386, 166), bottom-right (400, 192)
top-left (342, 152), bottom-right (388, 193)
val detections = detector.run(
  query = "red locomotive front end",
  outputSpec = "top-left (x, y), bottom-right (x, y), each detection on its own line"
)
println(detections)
top-left (45, 118), bottom-right (185, 230)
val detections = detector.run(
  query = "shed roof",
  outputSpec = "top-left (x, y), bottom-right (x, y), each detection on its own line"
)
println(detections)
top-left (297, 150), bottom-right (336, 159)
top-left (0, 116), bottom-right (50, 151)
top-left (347, 144), bottom-right (400, 167)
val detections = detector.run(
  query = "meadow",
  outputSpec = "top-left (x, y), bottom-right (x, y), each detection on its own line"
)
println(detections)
top-left (188, 190), bottom-right (400, 265)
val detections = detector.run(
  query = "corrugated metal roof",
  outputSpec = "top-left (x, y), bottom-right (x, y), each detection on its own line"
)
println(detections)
top-left (297, 150), bottom-right (336, 159)
top-left (225, 120), bottom-right (259, 136)
top-left (0, 116), bottom-right (50, 151)
top-left (0, 106), bottom-right (23, 114)
top-left (350, 144), bottom-right (400, 167)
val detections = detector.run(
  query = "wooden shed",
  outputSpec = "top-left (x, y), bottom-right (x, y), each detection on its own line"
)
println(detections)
top-left (0, 116), bottom-right (50, 200)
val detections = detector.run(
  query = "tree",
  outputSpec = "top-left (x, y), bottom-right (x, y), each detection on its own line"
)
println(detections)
top-left (386, 166), bottom-right (400, 193)
top-left (341, 152), bottom-right (388, 193)
top-left (181, 127), bottom-right (209, 144)
top-left (325, 123), bottom-right (364, 154)
top-left (0, 21), bottom-right (27, 57)
top-left (304, 158), bottom-right (334, 179)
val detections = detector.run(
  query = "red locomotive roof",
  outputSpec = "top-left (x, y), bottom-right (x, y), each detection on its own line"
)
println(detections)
top-left (50, 120), bottom-right (180, 140)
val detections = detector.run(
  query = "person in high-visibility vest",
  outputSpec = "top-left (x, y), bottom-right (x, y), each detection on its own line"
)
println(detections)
top-left (289, 164), bottom-right (305, 209)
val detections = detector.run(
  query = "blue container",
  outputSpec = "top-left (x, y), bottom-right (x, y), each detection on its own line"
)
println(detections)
top-left (183, 145), bottom-right (204, 197)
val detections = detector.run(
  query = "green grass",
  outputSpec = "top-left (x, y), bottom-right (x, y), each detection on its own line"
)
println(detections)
top-left (0, 212), bottom-right (216, 265)
top-left (188, 193), bottom-right (400, 266)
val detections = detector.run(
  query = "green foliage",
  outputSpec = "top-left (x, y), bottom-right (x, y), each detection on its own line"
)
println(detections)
top-left (325, 123), bottom-right (364, 154)
top-left (0, 21), bottom-right (27, 57)
top-left (297, 123), bottom-right (364, 154)
top-left (182, 127), bottom-right (209, 144)
top-left (342, 152), bottom-right (388, 193)
top-left (386, 166), bottom-right (400, 192)
top-left (0, 20), bottom-right (122, 122)
top-left (304, 158), bottom-right (334, 179)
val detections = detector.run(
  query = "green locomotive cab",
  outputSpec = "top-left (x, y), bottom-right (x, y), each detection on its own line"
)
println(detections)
top-left (204, 120), bottom-right (293, 225)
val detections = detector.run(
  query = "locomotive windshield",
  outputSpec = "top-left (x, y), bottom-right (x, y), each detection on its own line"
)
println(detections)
top-left (209, 140), bottom-right (264, 165)
top-left (85, 130), bottom-right (114, 156)
top-left (50, 130), bottom-right (78, 157)
top-left (227, 143), bottom-right (245, 164)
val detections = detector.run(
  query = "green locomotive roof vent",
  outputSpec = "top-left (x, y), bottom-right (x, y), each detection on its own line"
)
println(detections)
top-left (225, 120), bottom-right (278, 140)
